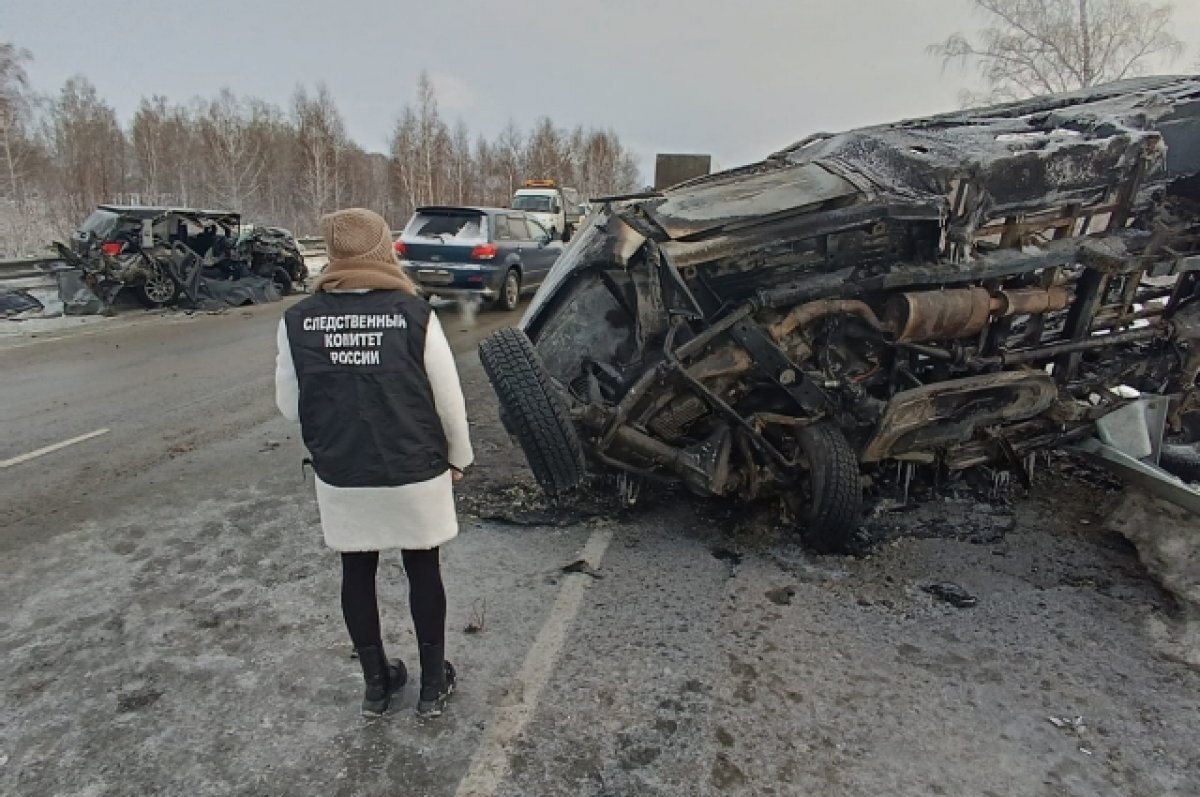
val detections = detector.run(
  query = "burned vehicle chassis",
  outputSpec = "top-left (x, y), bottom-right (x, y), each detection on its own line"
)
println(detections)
top-left (481, 77), bottom-right (1200, 551)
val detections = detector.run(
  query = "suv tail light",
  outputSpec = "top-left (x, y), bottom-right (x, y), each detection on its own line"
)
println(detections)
top-left (470, 244), bottom-right (497, 260)
top-left (101, 241), bottom-right (124, 256)
top-left (393, 240), bottom-right (407, 257)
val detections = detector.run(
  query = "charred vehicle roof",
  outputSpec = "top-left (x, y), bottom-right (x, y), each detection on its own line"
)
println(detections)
top-left (481, 76), bottom-right (1200, 552)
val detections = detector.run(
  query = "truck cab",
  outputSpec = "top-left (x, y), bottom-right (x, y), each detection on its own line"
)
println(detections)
top-left (510, 179), bottom-right (582, 242)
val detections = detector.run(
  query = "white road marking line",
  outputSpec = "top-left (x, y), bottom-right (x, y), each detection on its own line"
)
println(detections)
top-left (454, 525), bottom-right (614, 797)
top-left (0, 428), bottom-right (111, 469)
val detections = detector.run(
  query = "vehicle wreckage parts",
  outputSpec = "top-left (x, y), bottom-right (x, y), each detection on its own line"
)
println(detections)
top-left (135, 258), bottom-right (182, 308)
top-left (478, 327), bottom-right (586, 495)
top-left (861, 372), bottom-right (1059, 462)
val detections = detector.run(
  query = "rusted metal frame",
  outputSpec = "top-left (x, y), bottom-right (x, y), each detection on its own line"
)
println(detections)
top-left (1166, 270), bottom-right (1200, 315)
top-left (944, 179), bottom-right (970, 261)
top-left (726, 319), bottom-right (831, 414)
top-left (646, 315), bottom-right (796, 471)
top-left (986, 325), bottom-right (1163, 367)
top-left (592, 449), bottom-right (679, 484)
top-left (598, 303), bottom-right (758, 451)
top-left (662, 360), bottom-right (793, 471)
top-left (945, 425), bottom-right (1094, 470)
top-left (975, 203), bottom-right (1116, 238)
top-left (896, 342), bottom-right (955, 361)
top-left (1053, 158), bottom-right (1148, 379)
top-left (1110, 266), bottom-right (1149, 326)
top-left (608, 425), bottom-right (714, 485)
top-left (655, 245), bottom-right (704, 320)
top-left (1053, 268), bottom-right (1109, 382)
top-left (1092, 303), bottom-right (1170, 330)
top-left (1017, 205), bottom-right (1080, 346)
top-left (998, 216), bottom-right (1023, 248)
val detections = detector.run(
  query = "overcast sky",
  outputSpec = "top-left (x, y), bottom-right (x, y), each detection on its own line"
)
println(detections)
top-left (5, 0), bottom-right (1199, 180)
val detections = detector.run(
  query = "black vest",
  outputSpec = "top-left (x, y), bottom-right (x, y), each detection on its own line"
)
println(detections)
top-left (284, 291), bottom-right (448, 488)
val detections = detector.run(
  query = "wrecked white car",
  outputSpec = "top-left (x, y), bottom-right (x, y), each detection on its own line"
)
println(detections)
top-left (480, 76), bottom-right (1200, 552)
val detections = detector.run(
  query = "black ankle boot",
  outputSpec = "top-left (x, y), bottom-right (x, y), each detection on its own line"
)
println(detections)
top-left (355, 644), bottom-right (407, 717)
top-left (416, 643), bottom-right (456, 718)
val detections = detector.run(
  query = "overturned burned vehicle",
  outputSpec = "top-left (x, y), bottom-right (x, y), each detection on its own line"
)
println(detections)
top-left (54, 206), bottom-right (308, 311)
top-left (480, 76), bottom-right (1200, 551)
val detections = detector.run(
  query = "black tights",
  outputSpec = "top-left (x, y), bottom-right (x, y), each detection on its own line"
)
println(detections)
top-left (340, 549), bottom-right (445, 649)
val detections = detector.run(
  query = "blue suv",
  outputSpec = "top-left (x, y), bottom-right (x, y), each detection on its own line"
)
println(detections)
top-left (395, 206), bottom-right (564, 311)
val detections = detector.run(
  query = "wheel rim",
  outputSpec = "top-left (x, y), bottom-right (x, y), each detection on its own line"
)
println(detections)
top-left (144, 266), bottom-right (175, 303)
top-left (505, 273), bottom-right (519, 306)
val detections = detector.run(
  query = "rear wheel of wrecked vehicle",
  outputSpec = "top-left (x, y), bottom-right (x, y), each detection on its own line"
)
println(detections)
top-left (497, 269), bottom-right (521, 311)
top-left (478, 327), bottom-right (585, 495)
top-left (271, 266), bottom-right (294, 297)
top-left (135, 260), bottom-right (181, 308)
top-left (791, 422), bottom-right (863, 554)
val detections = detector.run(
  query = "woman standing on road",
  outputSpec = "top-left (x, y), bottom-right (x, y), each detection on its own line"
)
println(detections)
top-left (274, 208), bottom-right (473, 718)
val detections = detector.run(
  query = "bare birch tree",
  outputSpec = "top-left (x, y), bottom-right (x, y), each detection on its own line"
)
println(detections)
top-left (293, 83), bottom-right (347, 230)
top-left (1, 35), bottom-right (646, 249)
top-left (196, 89), bottom-right (264, 210)
top-left (45, 77), bottom-right (127, 224)
top-left (931, 0), bottom-right (1183, 102)
top-left (0, 41), bottom-right (32, 205)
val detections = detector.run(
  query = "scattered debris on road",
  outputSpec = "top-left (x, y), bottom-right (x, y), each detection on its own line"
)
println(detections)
top-left (710, 546), bottom-right (744, 566)
top-left (923, 581), bottom-right (979, 608)
top-left (0, 289), bottom-right (42, 318)
top-left (464, 599), bottom-right (488, 634)
top-left (562, 558), bottom-right (605, 579)
top-left (765, 586), bottom-right (797, 606)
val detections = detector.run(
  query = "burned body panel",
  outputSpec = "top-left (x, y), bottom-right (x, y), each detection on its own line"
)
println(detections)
top-left (485, 77), bottom-right (1200, 548)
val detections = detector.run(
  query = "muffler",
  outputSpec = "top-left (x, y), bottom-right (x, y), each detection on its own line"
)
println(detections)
top-left (882, 287), bottom-right (1071, 343)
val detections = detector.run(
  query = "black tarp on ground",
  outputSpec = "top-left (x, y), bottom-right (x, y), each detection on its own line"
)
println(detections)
top-left (0, 290), bottom-right (44, 317)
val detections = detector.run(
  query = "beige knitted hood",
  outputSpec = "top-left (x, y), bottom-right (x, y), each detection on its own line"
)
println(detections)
top-left (314, 208), bottom-right (418, 294)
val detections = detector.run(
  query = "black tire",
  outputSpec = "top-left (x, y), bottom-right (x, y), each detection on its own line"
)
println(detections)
top-left (271, 266), bottom-right (294, 297)
top-left (793, 422), bottom-right (863, 554)
top-left (135, 260), bottom-right (181, 308)
top-left (291, 259), bottom-right (309, 285)
top-left (479, 327), bottom-right (585, 495)
top-left (562, 224), bottom-right (574, 243)
top-left (496, 269), bottom-right (520, 311)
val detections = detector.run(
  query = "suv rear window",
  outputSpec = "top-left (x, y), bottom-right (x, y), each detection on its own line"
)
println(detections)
top-left (78, 209), bottom-right (125, 240)
top-left (403, 211), bottom-right (488, 244)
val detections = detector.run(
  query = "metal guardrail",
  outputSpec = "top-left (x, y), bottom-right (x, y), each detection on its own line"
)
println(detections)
top-left (294, 231), bottom-right (403, 256)
top-left (0, 255), bottom-right (62, 282)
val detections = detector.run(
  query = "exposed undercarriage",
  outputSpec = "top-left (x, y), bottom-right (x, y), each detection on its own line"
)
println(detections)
top-left (482, 76), bottom-right (1200, 550)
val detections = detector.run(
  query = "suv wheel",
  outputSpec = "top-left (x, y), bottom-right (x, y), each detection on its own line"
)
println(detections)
top-left (271, 266), bottom-right (294, 297)
top-left (135, 260), bottom-right (181, 308)
top-left (478, 327), bottom-right (585, 495)
top-left (790, 422), bottom-right (863, 554)
top-left (497, 269), bottom-right (520, 311)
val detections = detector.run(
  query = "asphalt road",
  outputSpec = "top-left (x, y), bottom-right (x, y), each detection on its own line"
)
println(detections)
top-left (0, 299), bottom-right (517, 552)
top-left (2, 300), bottom-right (1199, 796)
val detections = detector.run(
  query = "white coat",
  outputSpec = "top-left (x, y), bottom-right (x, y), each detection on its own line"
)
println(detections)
top-left (275, 307), bottom-right (473, 551)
